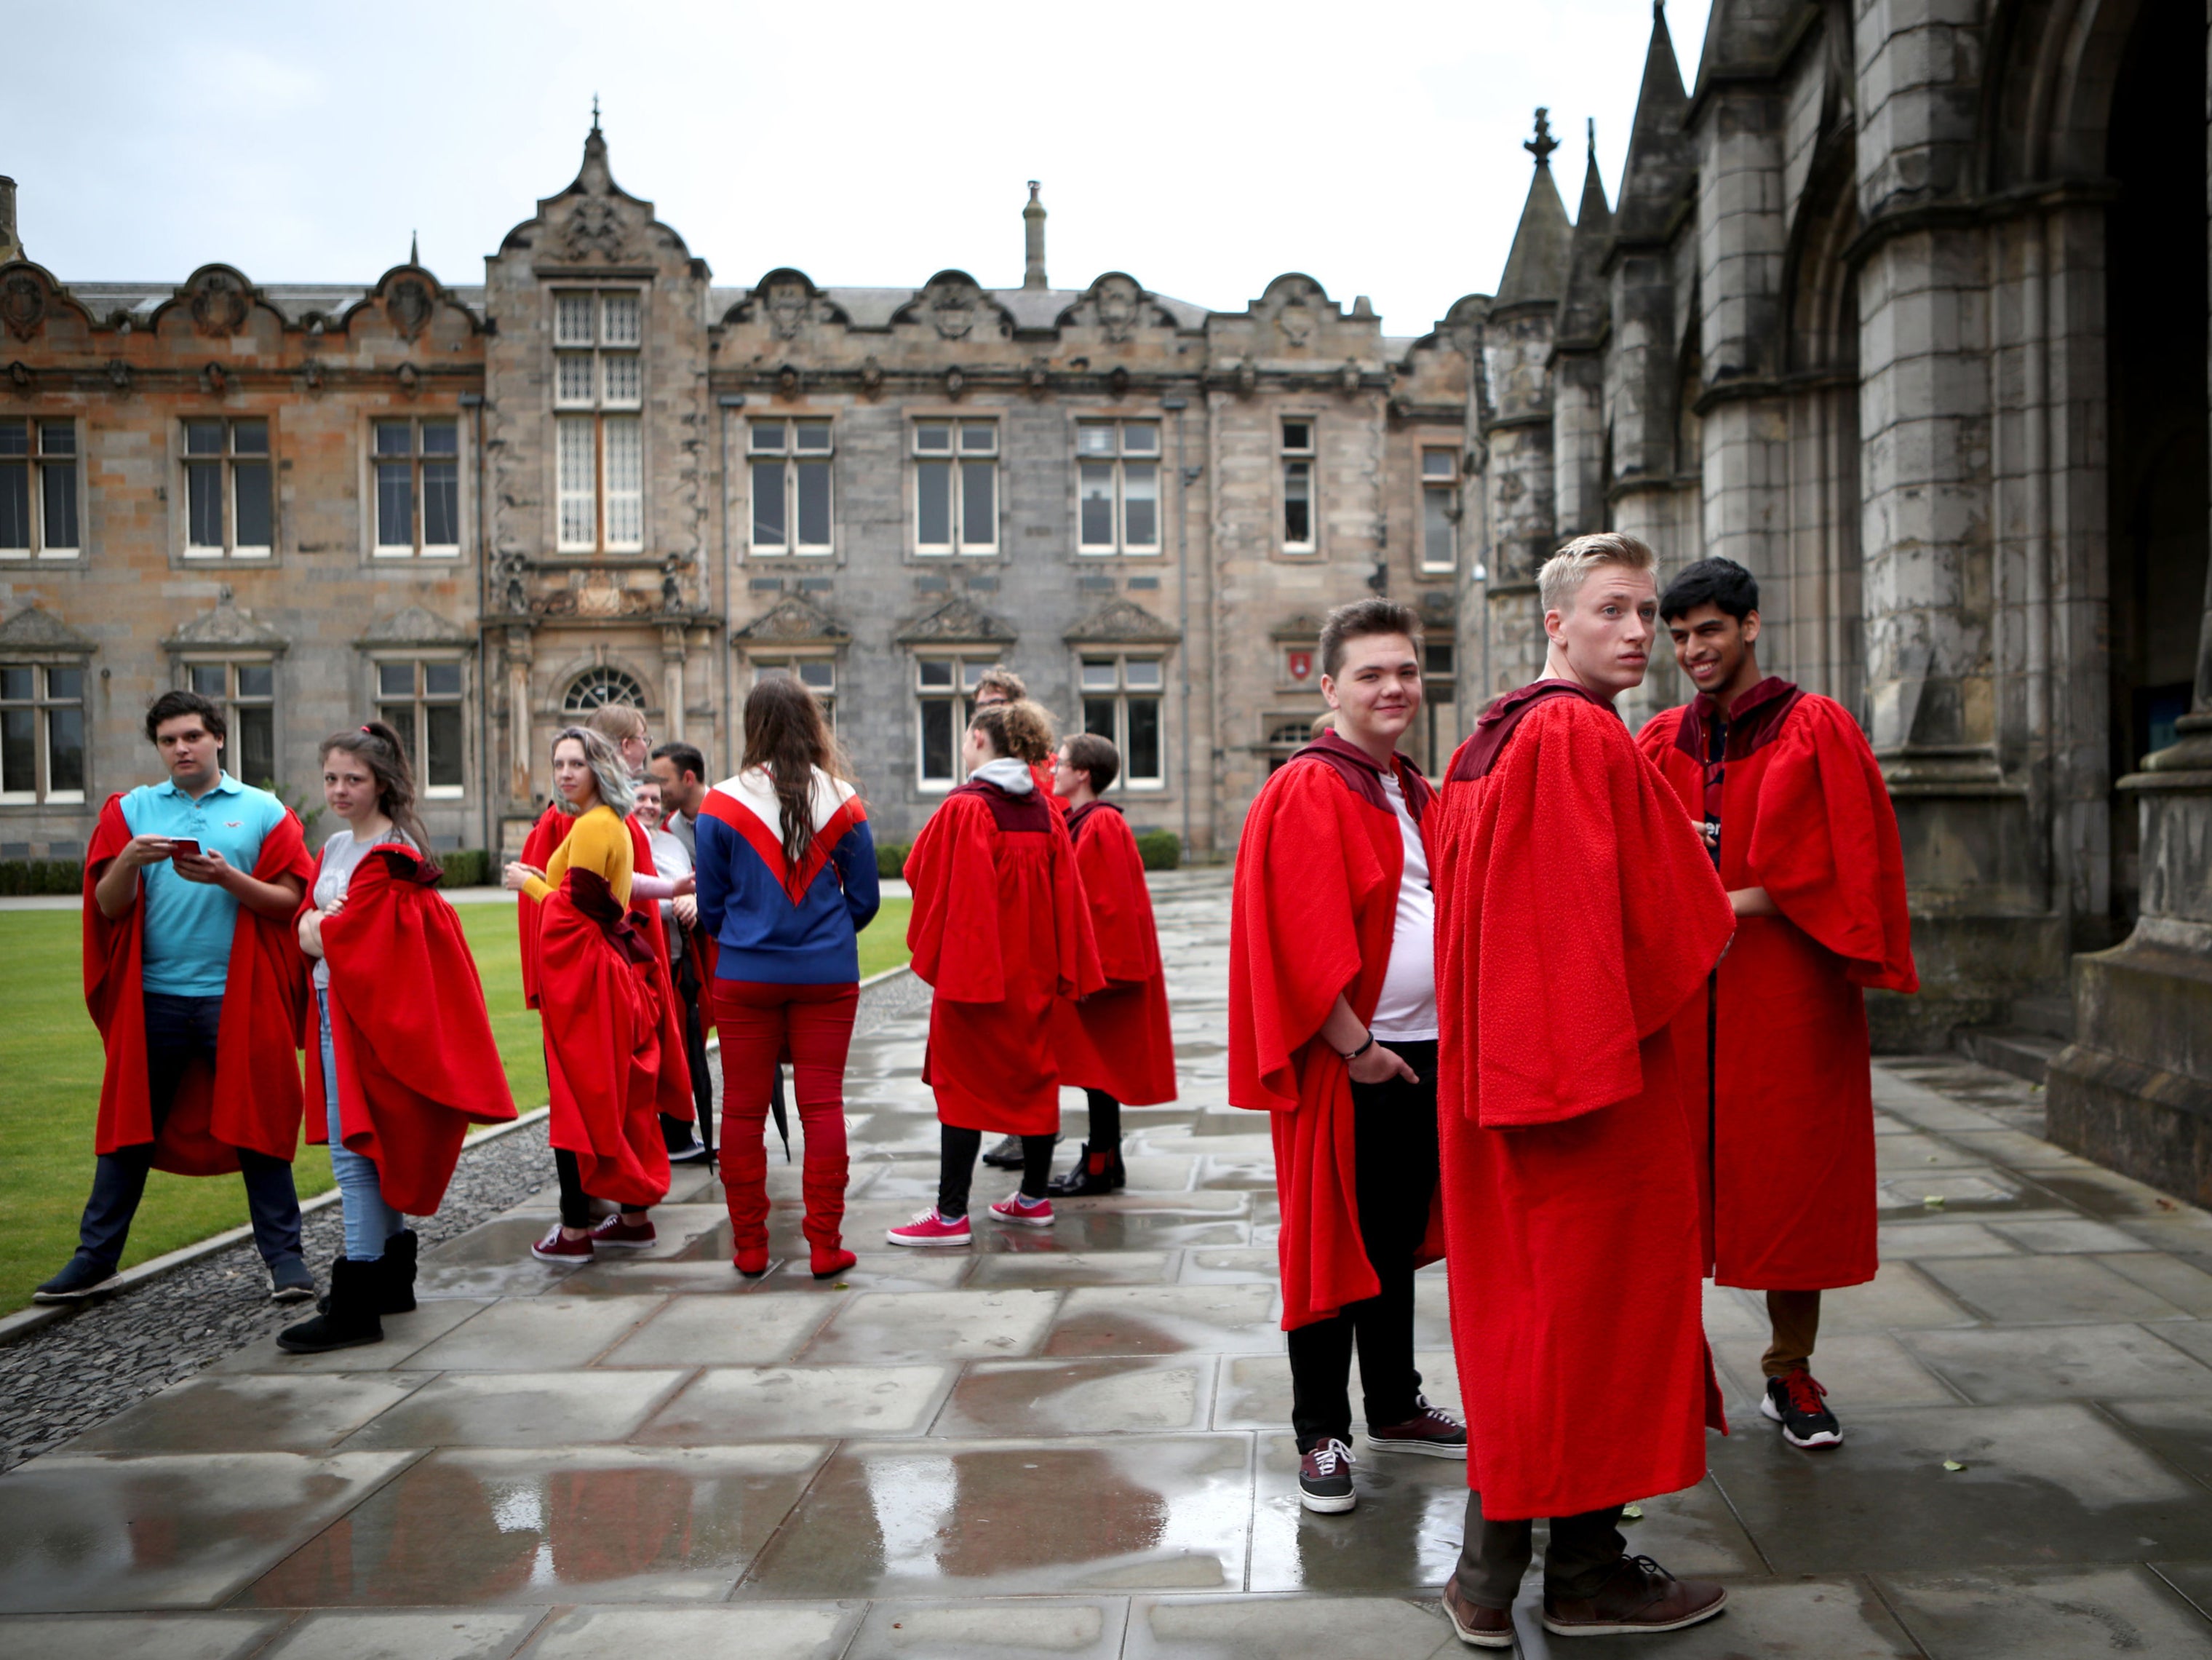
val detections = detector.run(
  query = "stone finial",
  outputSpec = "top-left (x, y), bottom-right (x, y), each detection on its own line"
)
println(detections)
top-left (0, 177), bottom-right (18, 265)
top-left (1023, 181), bottom-right (1048, 291)
top-left (409, 229), bottom-right (419, 266)
top-left (1524, 108), bottom-right (1559, 168)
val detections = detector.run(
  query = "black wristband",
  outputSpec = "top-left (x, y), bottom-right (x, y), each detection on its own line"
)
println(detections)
top-left (1342, 1032), bottom-right (1374, 1063)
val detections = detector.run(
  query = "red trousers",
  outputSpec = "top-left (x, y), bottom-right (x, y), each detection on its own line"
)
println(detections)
top-left (711, 979), bottom-right (858, 1255)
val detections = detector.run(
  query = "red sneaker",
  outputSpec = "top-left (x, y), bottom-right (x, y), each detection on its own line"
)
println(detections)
top-left (989, 1192), bottom-right (1054, 1229)
top-left (530, 1226), bottom-right (594, 1263)
top-left (589, 1214), bottom-right (656, 1250)
top-left (886, 1208), bottom-right (973, 1248)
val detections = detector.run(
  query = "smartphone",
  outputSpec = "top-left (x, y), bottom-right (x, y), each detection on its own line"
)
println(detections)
top-left (167, 838), bottom-right (202, 859)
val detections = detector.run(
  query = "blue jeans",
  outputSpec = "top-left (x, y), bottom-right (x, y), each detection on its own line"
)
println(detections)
top-left (319, 990), bottom-right (405, 1261)
top-left (75, 991), bottom-right (303, 1270)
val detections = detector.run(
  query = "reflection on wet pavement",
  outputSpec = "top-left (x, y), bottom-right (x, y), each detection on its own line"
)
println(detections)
top-left (4, 873), bottom-right (2212, 1654)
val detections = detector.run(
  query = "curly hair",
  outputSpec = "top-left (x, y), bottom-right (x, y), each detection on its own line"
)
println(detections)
top-left (970, 698), bottom-right (1054, 765)
top-left (549, 726), bottom-right (635, 817)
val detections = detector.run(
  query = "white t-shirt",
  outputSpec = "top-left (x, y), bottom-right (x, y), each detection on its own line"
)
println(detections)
top-left (311, 826), bottom-right (415, 990)
top-left (1368, 771), bottom-right (1438, 1043)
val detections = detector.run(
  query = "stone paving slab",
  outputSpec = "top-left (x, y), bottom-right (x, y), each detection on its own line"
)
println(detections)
top-left (4, 873), bottom-right (2212, 1652)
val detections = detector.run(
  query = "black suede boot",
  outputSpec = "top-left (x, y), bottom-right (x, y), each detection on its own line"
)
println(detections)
top-left (1046, 1143), bottom-right (1127, 1197)
top-left (277, 1257), bottom-right (384, 1354)
top-left (380, 1229), bottom-right (418, 1314)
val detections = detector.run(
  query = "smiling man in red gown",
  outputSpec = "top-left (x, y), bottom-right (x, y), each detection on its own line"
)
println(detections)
top-left (1428, 533), bottom-right (1735, 1646)
top-left (1639, 557), bottom-right (1917, 1452)
top-left (1230, 598), bottom-right (1464, 1520)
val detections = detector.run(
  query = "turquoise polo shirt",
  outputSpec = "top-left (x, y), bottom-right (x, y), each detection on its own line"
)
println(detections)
top-left (119, 772), bottom-right (289, 996)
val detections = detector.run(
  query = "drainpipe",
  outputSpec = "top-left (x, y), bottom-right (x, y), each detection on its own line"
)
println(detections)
top-left (461, 391), bottom-right (488, 855)
top-left (719, 394), bottom-right (746, 777)
top-left (1163, 394), bottom-right (1195, 856)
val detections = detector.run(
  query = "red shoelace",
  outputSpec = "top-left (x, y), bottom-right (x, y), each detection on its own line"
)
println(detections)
top-left (1780, 1370), bottom-right (1829, 1415)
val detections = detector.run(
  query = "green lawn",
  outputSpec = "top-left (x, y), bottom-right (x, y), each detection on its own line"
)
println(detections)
top-left (0, 897), bottom-right (909, 1315)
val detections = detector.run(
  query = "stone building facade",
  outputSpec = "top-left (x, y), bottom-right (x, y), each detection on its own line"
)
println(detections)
top-left (1, 1), bottom-right (2208, 1195)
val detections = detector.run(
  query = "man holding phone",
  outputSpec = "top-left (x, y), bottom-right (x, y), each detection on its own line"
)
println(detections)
top-left (35, 691), bottom-right (316, 1303)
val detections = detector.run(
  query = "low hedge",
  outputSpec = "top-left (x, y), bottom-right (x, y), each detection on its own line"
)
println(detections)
top-left (1134, 830), bottom-right (1182, 871)
top-left (876, 841), bottom-right (910, 881)
top-left (439, 848), bottom-right (493, 889)
top-left (0, 858), bottom-right (84, 896)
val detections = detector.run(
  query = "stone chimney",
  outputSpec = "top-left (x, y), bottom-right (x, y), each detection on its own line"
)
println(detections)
top-left (0, 178), bottom-right (20, 265)
top-left (1022, 181), bottom-right (1047, 290)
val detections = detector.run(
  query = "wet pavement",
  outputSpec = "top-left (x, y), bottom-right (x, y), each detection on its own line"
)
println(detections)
top-left (5, 868), bottom-right (2212, 1656)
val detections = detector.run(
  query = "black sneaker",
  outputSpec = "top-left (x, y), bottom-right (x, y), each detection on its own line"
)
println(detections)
top-left (1298, 1437), bottom-right (1357, 1514)
top-left (1762, 1370), bottom-right (1842, 1448)
top-left (32, 1256), bottom-right (119, 1303)
top-left (667, 1139), bottom-right (711, 1165)
top-left (1046, 1143), bottom-right (1126, 1197)
top-left (268, 1255), bottom-right (317, 1304)
top-left (982, 1132), bottom-right (1059, 1169)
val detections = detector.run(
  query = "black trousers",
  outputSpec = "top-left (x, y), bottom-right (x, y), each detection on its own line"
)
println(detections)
top-left (1452, 1489), bottom-right (1627, 1610)
top-left (938, 1124), bottom-right (1054, 1217)
top-left (75, 991), bottom-right (303, 1271)
top-left (1286, 1037), bottom-right (1439, 1452)
top-left (663, 945), bottom-right (716, 1156)
top-left (1083, 1088), bottom-right (1123, 1149)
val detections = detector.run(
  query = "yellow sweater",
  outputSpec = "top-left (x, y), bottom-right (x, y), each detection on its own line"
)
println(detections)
top-left (523, 804), bottom-right (633, 907)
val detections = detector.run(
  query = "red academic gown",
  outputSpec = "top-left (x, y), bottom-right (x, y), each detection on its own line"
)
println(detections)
top-left (1429, 682), bottom-right (1735, 1520)
top-left (516, 803), bottom-right (693, 1124)
top-left (1228, 731), bottom-right (1447, 1333)
top-left (301, 843), bottom-right (519, 1215)
top-left (1049, 801), bottom-right (1177, 1107)
top-left (1638, 680), bottom-right (1917, 1291)
top-left (82, 795), bottom-right (315, 1172)
top-left (907, 779), bottom-right (1103, 1135)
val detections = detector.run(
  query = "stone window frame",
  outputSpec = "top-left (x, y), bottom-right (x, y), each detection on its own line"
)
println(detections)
top-left (366, 413), bottom-right (467, 562)
top-left (560, 663), bottom-right (651, 716)
top-left (1073, 416), bottom-right (1163, 559)
top-left (1074, 651), bottom-right (1168, 790)
top-left (0, 413), bottom-right (86, 563)
top-left (175, 415), bottom-right (279, 564)
top-left (908, 414), bottom-right (1000, 560)
top-left (0, 657), bottom-right (89, 806)
top-left (551, 286), bottom-right (647, 556)
top-left (911, 653), bottom-right (993, 790)
top-left (747, 417), bottom-right (836, 559)
top-left (176, 654), bottom-right (282, 791)
top-left (370, 652), bottom-right (470, 799)
top-left (1417, 638), bottom-right (1458, 779)
top-left (744, 649), bottom-right (840, 733)
top-left (1417, 443), bottom-right (1460, 575)
top-left (1278, 413), bottom-right (1320, 558)
top-left (1262, 713), bottom-right (1317, 774)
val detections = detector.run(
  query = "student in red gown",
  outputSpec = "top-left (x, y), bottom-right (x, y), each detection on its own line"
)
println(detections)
top-left (279, 722), bottom-right (517, 1353)
top-left (1229, 600), bottom-right (1466, 1518)
top-left (1638, 557), bottom-right (1917, 1450)
top-left (504, 728), bottom-right (674, 1263)
top-left (1045, 732), bottom-right (1177, 1195)
top-left (1428, 534), bottom-right (1735, 1646)
top-left (890, 699), bottom-right (1101, 1246)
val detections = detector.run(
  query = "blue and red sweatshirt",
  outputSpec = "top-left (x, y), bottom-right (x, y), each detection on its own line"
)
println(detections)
top-left (694, 766), bottom-right (880, 985)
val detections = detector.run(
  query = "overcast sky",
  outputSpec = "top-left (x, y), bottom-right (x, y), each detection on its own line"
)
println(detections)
top-left (9, 0), bottom-right (1710, 334)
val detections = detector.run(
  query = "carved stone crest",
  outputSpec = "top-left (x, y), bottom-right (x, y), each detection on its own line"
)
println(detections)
top-left (1, 274), bottom-right (44, 343)
top-left (386, 277), bottom-right (433, 340)
top-left (1277, 293), bottom-right (1316, 347)
top-left (191, 273), bottom-right (250, 337)
top-left (1094, 276), bottom-right (1140, 343)
top-left (560, 199), bottom-right (629, 261)
top-left (930, 285), bottom-right (977, 340)
top-left (764, 279), bottom-right (811, 341)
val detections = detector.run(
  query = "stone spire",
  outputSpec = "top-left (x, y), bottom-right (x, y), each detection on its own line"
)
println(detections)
top-left (0, 178), bottom-right (20, 265)
top-left (1614, 1), bottom-right (1695, 245)
top-left (1022, 181), bottom-right (1047, 290)
top-left (409, 228), bottom-right (420, 266)
top-left (1556, 119), bottom-right (1615, 346)
top-left (1495, 108), bottom-right (1573, 309)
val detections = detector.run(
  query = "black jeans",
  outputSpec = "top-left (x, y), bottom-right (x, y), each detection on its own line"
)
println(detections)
top-left (938, 1124), bottom-right (1054, 1217)
top-left (664, 945), bottom-right (716, 1156)
top-left (1286, 1037), bottom-right (1439, 1452)
top-left (75, 991), bottom-right (303, 1271)
top-left (1083, 1088), bottom-right (1123, 1149)
top-left (1452, 1489), bottom-right (1628, 1610)
top-left (553, 1148), bottom-right (595, 1231)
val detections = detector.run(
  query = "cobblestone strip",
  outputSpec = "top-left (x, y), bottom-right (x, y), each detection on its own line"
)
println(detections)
top-left (0, 969), bottom-right (924, 1473)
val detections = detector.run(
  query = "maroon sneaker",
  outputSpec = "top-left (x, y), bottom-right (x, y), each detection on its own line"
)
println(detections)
top-left (589, 1214), bottom-right (657, 1250)
top-left (1366, 1396), bottom-right (1468, 1459)
top-left (530, 1226), bottom-right (594, 1263)
top-left (1542, 1554), bottom-right (1728, 1637)
top-left (1440, 1578), bottom-right (1514, 1649)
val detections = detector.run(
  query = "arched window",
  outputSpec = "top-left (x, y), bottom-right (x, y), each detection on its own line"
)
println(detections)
top-left (562, 665), bottom-right (647, 715)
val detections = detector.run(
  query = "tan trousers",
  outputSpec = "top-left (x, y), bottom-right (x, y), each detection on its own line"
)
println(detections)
top-left (1761, 1289), bottom-right (1822, 1378)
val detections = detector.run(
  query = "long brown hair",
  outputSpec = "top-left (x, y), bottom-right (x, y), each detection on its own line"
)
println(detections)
top-left (319, 720), bottom-right (442, 881)
top-left (969, 698), bottom-right (1054, 764)
top-left (741, 674), bottom-right (852, 868)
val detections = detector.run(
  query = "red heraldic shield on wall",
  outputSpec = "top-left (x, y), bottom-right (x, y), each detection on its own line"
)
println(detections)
top-left (1429, 683), bottom-right (1735, 1521)
top-left (1638, 681), bottom-right (1917, 1292)
top-left (1228, 733), bottom-right (1445, 1333)
top-left (517, 803), bottom-right (693, 1125)
top-left (1050, 801), bottom-right (1177, 1107)
top-left (82, 795), bottom-right (316, 1174)
top-left (302, 843), bottom-right (519, 1215)
top-left (907, 782), bottom-right (1102, 1137)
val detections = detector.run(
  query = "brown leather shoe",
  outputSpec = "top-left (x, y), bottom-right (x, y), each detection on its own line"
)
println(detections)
top-left (1439, 1578), bottom-right (1515, 1648)
top-left (1542, 1554), bottom-right (1727, 1637)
